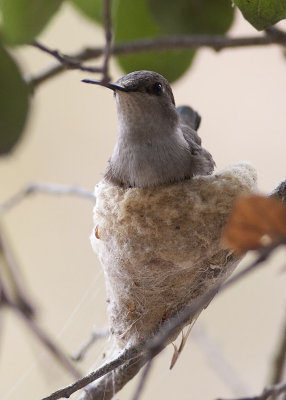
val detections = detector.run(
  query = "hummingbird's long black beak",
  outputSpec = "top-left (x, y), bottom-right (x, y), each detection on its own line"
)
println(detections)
top-left (81, 79), bottom-right (131, 92)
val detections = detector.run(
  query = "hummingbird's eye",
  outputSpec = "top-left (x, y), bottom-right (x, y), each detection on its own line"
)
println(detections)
top-left (152, 82), bottom-right (163, 95)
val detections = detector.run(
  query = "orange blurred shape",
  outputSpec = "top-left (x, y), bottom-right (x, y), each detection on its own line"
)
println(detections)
top-left (223, 194), bottom-right (286, 254)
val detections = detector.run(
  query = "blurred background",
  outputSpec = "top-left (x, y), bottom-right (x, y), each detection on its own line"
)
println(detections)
top-left (1, 3), bottom-right (286, 399)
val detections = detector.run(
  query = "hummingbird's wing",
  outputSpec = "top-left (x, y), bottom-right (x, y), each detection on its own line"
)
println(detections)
top-left (177, 106), bottom-right (215, 176)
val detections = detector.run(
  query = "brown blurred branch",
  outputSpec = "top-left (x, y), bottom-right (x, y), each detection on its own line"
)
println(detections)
top-left (0, 182), bottom-right (96, 212)
top-left (28, 28), bottom-right (286, 90)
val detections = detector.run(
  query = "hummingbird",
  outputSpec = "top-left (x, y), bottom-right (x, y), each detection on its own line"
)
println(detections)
top-left (79, 72), bottom-right (257, 399)
top-left (82, 70), bottom-right (215, 187)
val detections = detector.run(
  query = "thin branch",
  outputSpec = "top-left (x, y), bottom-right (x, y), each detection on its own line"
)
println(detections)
top-left (32, 0), bottom-right (113, 85)
top-left (32, 41), bottom-right (103, 74)
top-left (78, 355), bottom-right (146, 400)
top-left (101, 0), bottom-right (113, 83)
top-left (217, 381), bottom-right (286, 400)
top-left (28, 29), bottom-right (286, 90)
top-left (1, 182), bottom-right (96, 212)
top-left (41, 346), bottom-right (144, 400)
top-left (72, 328), bottom-right (109, 362)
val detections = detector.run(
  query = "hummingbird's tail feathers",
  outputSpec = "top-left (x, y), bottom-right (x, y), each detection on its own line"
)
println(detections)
top-left (177, 105), bottom-right (201, 131)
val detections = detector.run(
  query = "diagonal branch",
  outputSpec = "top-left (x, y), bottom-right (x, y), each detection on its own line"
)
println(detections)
top-left (32, 41), bottom-right (103, 74)
top-left (28, 29), bottom-right (286, 90)
top-left (41, 346), bottom-right (144, 400)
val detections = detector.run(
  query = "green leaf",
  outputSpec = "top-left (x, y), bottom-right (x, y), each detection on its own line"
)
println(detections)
top-left (233, 0), bottom-right (286, 30)
top-left (69, 0), bottom-right (104, 24)
top-left (0, 43), bottom-right (29, 154)
top-left (114, 0), bottom-right (195, 83)
top-left (0, 0), bottom-right (64, 45)
top-left (148, 0), bottom-right (235, 35)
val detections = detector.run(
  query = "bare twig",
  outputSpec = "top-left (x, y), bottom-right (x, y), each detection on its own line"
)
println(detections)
top-left (72, 328), bottom-right (109, 362)
top-left (41, 346), bottom-right (144, 400)
top-left (32, 41), bottom-right (103, 74)
top-left (102, 0), bottom-right (113, 82)
top-left (32, 0), bottom-right (113, 85)
top-left (217, 381), bottom-right (286, 400)
top-left (28, 29), bottom-right (286, 90)
top-left (78, 355), bottom-right (146, 400)
top-left (1, 182), bottom-right (96, 212)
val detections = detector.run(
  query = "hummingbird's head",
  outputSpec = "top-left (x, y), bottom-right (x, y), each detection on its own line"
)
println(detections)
top-left (115, 70), bottom-right (175, 103)
top-left (114, 71), bottom-right (178, 137)
top-left (82, 71), bottom-right (179, 139)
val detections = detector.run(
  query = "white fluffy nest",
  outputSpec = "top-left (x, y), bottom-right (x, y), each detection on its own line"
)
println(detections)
top-left (91, 162), bottom-right (257, 349)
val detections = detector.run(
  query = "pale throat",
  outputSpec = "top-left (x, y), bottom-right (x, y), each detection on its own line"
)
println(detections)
top-left (116, 98), bottom-right (179, 144)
